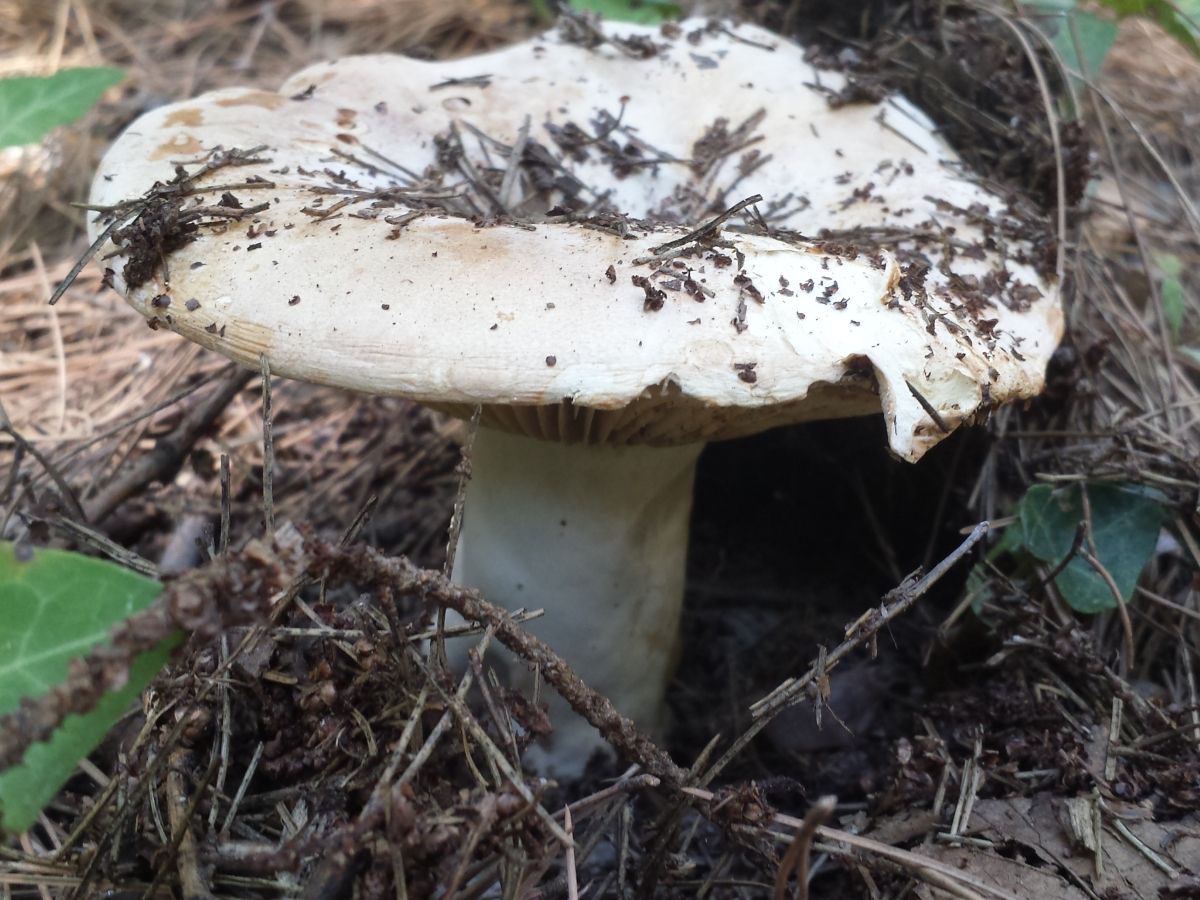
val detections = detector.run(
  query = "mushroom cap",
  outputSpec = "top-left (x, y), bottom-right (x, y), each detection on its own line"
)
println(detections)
top-left (89, 18), bottom-right (1062, 462)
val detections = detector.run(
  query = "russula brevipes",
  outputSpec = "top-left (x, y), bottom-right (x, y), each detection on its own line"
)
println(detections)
top-left (88, 17), bottom-right (1062, 777)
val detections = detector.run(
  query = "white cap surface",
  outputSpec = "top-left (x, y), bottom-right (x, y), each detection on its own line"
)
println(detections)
top-left (89, 18), bottom-right (1062, 461)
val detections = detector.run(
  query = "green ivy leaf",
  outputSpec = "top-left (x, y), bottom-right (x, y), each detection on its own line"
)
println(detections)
top-left (552, 0), bottom-right (681, 24)
top-left (0, 542), bottom-right (177, 833)
top-left (1094, 0), bottom-right (1198, 55)
top-left (1012, 483), bottom-right (1165, 613)
top-left (1027, 1), bottom-right (1119, 102)
top-left (1156, 253), bottom-right (1186, 342)
top-left (0, 640), bottom-right (176, 833)
top-left (0, 67), bottom-right (125, 149)
top-left (1068, 12), bottom-right (1120, 75)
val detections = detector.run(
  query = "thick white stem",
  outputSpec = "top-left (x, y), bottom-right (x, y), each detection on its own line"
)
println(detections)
top-left (450, 428), bottom-right (702, 778)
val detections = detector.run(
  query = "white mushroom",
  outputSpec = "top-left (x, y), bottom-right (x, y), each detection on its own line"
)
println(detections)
top-left (89, 17), bottom-right (1062, 778)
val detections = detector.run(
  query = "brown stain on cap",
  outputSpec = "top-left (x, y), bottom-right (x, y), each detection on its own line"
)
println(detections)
top-left (151, 133), bottom-right (204, 160)
top-left (216, 91), bottom-right (284, 110)
top-left (164, 108), bottom-right (204, 127)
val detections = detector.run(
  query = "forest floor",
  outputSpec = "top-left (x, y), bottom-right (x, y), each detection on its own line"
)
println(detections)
top-left (1, 0), bottom-right (1198, 897)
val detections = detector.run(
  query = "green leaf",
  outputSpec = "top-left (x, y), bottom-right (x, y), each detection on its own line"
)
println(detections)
top-left (1012, 483), bottom-right (1165, 613)
top-left (565, 0), bottom-right (681, 24)
top-left (0, 67), bottom-right (125, 149)
top-left (1066, 11), bottom-right (1120, 76)
top-left (966, 562), bottom-right (997, 616)
top-left (1155, 253), bottom-right (1186, 342)
top-left (0, 542), bottom-right (176, 833)
top-left (1028, 3), bottom-right (1119, 93)
top-left (0, 638), bottom-right (176, 833)
top-left (1093, 0), bottom-right (1199, 56)
top-left (1161, 276), bottom-right (1186, 341)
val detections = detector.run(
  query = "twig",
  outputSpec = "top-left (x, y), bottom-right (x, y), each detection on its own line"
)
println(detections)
top-left (556, 772), bottom-right (660, 823)
top-left (47, 364), bottom-right (233, 469)
top-left (683, 787), bottom-right (1020, 900)
top-left (443, 796), bottom-right (499, 899)
top-left (498, 117), bottom-right (531, 213)
top-left (700, 522), bottom-right (990, 787)
top-left (436, 405), bottom-right (480, 669)
top-left (208, 635), bottom-right (233, 829)
top-left (220, 742), bottom-right (263, 836)
top-left (219, 453), bottom-right (231, 555)
top-left (412, 648), bottom-right (574, 848)
top-left (773, 796), bottom-right (836, 900)
top-left (905, 380), bottom-right (950, 433)
top-left (44, 515), bottom-right (158, 577)
top-left (1104, 697), bottom-right (1122, 783)
top-left (48, 216), bottom-right (128, 306)
top-left (1081, 548), bottom-right (1135, 669)
top-left (0, 401), bottom-right (88, 523)
top-left (564, 805), bottom-right (579, 900)
top-left (309, 541), bottom-right (690, 786)
top-left (648, 194), bottom-right (763, 256)
top-left (1079, 485), bottom-right (1135, 670)
top-left (81, 368), bottom-right (254, 522)
top-left (948, 732), bottom-right (984, 838)
top-left (259, 354), bottom-right (274, 536)
top-left (29, 243), bottom-right (67, 432)
top-left (469, 648), bottom-right (521, 766)
top-left (149, 749), bottom-right (217, 900)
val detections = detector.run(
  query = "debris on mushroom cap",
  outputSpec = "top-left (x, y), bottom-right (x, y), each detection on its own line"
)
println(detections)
top-left (88, 17), bottom-right (1062, 463)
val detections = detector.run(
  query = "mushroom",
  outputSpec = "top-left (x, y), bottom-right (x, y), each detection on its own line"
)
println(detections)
top-left (88, 17), bottom-right (1062, 778)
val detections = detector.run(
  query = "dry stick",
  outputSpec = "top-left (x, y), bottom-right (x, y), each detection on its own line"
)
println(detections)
top-left (557, 772), bottom-right (661, 823)
top-left (259, 355), bottom-right (274, 536)
top-left (1089, 87), bottom-right (1200, 238)
top-left (683, 787), bottom-right (1018, 900)
top-left (435, 404), bottom-right (481, 670)
top-left (0, 402), bottom-right (89, 523)
top-left (1, 439), bottom-right (23, 504)
top-left (323, 542), bottom-right (690, 786)
top-left (411, 647), bottom-right (573, 848)
top-left (1081, 548), bottom-right (1135, 668)
top-left (220, 741), bottom-right (264, 836)
top-left (1183, 635), bottom-right (1200, 746)
top-left (564, 805), bottom-right (580, 900)
top-left (1078, 484), bottom-right (1135, 671)
top-left (773, 795), bottom-right (836, 900)
top-left (298, 635), bottom-right (499, 897)
top-left (443, 797), bottom-right (500, 899)
top-left (45, 514), bottom-right (158, 577)
top-left (150, 750), bottom-right (217, 900)
top-left (82, 368), bottom-right (254, 522)
top-left (699, 522), bottom-right (990, 788)
top-left (29, 242), bottom-right (67, 433)
top-left (47, 216), bottom-right (128, 306)
top-left (218, 453), bottom-right (231, 555)
top-left (470, 649), bottom-right (522, 766)
top-left (1033, 521), bottom-right (1085, 594)
top-left (498, 117), bottom-right (532, 212)
top-left (521, 768), bottom-right (659, 892)
top-left (50, 364), bottom-right (233, 470)
top-left (208, 634), bottom-right (233, 829)
top-left (648, 194), bottom-right (763, 256)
